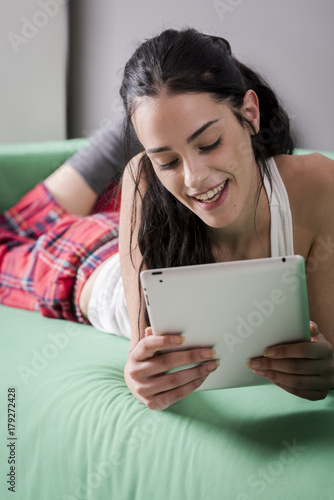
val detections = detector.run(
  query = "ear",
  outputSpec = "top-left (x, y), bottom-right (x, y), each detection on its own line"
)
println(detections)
top-left (242, 90), bottom-right (260, 134)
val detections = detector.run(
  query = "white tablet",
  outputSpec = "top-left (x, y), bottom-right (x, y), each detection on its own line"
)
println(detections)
top-left (140, 255), bottom-right (311, 391)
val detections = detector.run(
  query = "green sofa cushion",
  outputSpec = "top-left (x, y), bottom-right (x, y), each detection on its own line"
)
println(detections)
top-left (1, 142), bottom-right (334, 499)
top-left (0, 139), bottom-right (88, 213)
top-left (1, 304), bottom-right (334, 500)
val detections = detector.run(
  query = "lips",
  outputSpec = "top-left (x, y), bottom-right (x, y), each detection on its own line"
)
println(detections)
top-left (192, 180), bottom-right (228, 203)
top-left (190, 179), bottom-right (229, 211)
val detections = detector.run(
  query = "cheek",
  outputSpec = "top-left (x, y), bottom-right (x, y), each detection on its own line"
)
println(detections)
top-left (236, 130), bottom-right (254, 160)
top-left (156, 174), bottom-right (191, 208)
top-left (223, 125), bottom-right (253, 162)
top-left (153, 168), bottom-right (180, 195)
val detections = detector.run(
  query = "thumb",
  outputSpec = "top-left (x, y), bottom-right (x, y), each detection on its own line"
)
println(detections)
top-left (145, 326), bottom-right (153, 337)
top-left (310, 321), bottom-right (320, 340)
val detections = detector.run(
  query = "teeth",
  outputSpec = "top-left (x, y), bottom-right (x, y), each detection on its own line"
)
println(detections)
top-left (194, 181), bottom-right (226, 202)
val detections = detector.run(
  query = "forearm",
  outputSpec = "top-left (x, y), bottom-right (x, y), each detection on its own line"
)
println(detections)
top-left (44, 163), bottom-right (98, 215)
top-left (119, 156), bottom-right (147, 349)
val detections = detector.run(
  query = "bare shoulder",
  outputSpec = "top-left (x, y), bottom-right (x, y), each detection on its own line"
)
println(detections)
top-left (275, 152), bottom-right (334, 194)
top-left (274, 153), bottom-right (334, 234)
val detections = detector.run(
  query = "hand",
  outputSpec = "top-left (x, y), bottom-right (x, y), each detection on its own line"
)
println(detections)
top-left (124, 327), bottom-right (220, 410)
top-left (247, 322), bottom-right (334, 400)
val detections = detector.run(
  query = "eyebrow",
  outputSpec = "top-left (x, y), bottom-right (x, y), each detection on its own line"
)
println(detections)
top-left (146, 119), bottom-right (220, 154)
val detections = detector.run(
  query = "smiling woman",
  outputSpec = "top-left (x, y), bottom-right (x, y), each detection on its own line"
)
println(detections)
top-left (118, 27), bottom-right (334, 409)
top-left (1, 26), bottom-right (333, 411)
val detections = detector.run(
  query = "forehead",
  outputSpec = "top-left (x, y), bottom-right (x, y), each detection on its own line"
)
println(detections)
top-left (132, 93), bottom-right (234, 147)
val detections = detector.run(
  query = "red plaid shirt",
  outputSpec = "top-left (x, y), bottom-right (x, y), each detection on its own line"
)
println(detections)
top-left (0, 182), bottom-right (120, 324)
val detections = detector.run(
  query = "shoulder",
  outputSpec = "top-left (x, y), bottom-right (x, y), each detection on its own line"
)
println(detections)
top-left (274, 152), bottom-right (334, 235)
top-left (274, 152), bottom-right (334, 189)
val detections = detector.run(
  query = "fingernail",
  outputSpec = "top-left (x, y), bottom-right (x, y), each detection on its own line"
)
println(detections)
top-left (253, 369), bottom-right (266, 376)
top-left (247, 360), bottom-right (260, 369)
top-left (208, 360), bottom-right (220, 372)
top-left (201, 349), bottom-right (216, 359)
top-left (263, 348), bottom-right (276, 357)
top-left (170, 335), bottom-right (185, 344)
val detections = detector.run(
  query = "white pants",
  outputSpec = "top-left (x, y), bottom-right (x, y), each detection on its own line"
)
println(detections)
top-left (87, 252), bottom-right (131, 339)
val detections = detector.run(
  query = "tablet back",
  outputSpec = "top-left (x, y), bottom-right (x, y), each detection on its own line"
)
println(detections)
top-left (140, 255), bottom-right (310, 390)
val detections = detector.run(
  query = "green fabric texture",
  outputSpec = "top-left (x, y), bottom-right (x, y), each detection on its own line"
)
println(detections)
top-left (0, 139), bottom-right (88, 212)
top-left (1, 305), bottom-right (334, 500)
top-left (0, 142), bottom-right (334, 500)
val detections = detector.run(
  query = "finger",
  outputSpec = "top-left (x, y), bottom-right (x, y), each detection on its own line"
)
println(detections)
top-left (273, 382), bottom-right (328, 401)
top-left (145, 326), bottom-right (153, 337)
top-left (310, 321), bottom-right (320, 340)
top-left (140, 347), bottom-right (217, 377)
top-left (136, 361), bottom-right (219, 404)
top-left (262, 335), bottom-right (330, 360)
top-left (248, 357), bottom-right (328, 376)
top-left (133, 334), bottom-right (186, 361)
top-left (251, 369), bottom-right (328, 392)
top-left (158, 359), bottom-right (219, 391)
top-left (310, 321), bottom-right (320, 336)
top-left (143, 376), bottom-right (209, 410)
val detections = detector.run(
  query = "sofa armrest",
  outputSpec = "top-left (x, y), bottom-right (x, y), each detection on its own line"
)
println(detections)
top-left (0, 138), bottom-right (88, 212)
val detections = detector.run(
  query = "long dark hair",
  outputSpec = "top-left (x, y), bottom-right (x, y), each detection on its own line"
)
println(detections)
top-left (119, 28), bottom-right (295, 329)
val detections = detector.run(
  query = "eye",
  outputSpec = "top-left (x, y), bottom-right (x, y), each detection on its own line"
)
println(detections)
top-left (158, 158), bottom-right (179, 170)
top-left (200, 136), bottom-right (222, 152)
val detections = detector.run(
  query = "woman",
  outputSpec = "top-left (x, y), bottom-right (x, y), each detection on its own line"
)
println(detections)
top-left (117, 28), bottom-right (334, 409)
top-left (1, 28), bottom-right (333, 410)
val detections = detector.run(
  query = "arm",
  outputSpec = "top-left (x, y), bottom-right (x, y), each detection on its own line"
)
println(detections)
top-left (119, 155), bottom-right (147, 346)
top-left (305, 161), bottom-right (334, 349)
top-left (119, 156), bottom-right (219, 409)
top-left (248, 154), bottom-right (334, 399)
top-left (44, 118), bottom-right (143, 216)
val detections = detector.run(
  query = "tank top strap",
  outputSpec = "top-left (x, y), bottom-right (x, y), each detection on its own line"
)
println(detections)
top-left (263, 157), bottom-right (294, 257)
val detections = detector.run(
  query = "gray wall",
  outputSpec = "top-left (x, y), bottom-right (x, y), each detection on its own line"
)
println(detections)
top-left (0, 0), bottom-right (68, 143)
top-left (71, 0), bottom-right (333, 151)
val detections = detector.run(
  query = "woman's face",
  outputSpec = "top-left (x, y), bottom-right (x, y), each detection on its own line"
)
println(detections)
top-left (132, 90), bottom-right (261, 233)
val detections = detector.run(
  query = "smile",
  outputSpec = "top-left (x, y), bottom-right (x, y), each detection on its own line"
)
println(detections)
top-left (193, 180), bottom-right (228, 203)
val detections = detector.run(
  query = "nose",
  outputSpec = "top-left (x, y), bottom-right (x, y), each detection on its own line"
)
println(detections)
top-left (183, 157), bottom-right (209, 190)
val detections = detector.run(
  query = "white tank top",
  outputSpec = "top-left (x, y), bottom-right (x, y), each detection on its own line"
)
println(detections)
top-left (264, 157), bottom-right (294, 257)
top-left (87, 157), bottom-right (294, 337)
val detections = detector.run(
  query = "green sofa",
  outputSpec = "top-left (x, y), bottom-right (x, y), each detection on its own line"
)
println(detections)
top-left (1, 141), bottom-right (334, 500)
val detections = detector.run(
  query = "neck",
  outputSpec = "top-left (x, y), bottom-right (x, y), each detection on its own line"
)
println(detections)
top-left (208, 181), bottom-right (271, 262)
